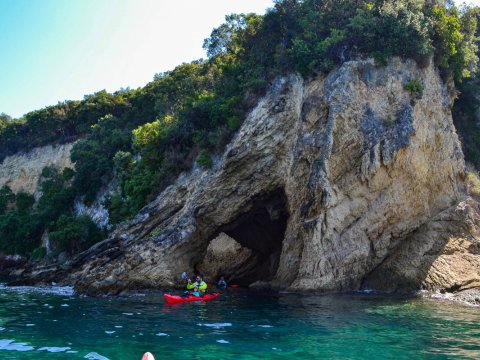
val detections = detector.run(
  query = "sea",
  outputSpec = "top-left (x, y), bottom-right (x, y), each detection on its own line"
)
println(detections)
top-left (0, 284), bottom-right (478, 359)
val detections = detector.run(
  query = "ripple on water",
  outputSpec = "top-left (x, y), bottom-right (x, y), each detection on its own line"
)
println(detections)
top-left (0, 284), bottom-right (74, 296)
top-left (0, 339), bottom-right (35, 352)
top-left (38, 346), bottom-right (71, 353)
top-left (84, 351), bottom-right (110, 360)
top-left (197, 323), bottom-right (232, 329)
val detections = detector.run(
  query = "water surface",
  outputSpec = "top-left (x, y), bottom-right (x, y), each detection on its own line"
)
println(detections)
top-left (0, 285), bottom-right (479, 359)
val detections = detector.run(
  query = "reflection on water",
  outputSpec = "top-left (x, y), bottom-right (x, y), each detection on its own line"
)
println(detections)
top-left (0, 285), bottom-right (478, 359)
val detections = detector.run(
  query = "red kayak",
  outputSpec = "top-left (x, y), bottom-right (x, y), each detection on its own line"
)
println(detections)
top-left (163, 293), bottom-right (220, 304)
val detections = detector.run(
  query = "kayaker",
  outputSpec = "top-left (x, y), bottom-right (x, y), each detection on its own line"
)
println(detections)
top-left (192, 286), bottom-right (201, 297)
top-left (217, 276), bottom-right (228, 290)
top-left (192, 274), bottom-right (208, 296)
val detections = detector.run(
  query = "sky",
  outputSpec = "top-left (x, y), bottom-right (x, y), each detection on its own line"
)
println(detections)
top-left (0, 0), bottom-right (478, 118)
top-left (0, 0), bottom-right (275, 118)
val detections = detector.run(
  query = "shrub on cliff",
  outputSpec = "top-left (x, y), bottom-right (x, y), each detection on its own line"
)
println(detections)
top-left (0, 166), bottom-right (102, 257)
top-left (49, 215), bottom-right (103, 254)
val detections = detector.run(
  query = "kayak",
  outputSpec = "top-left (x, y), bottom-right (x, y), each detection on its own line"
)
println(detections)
top-left (164, 293), bottom-right (220, 304)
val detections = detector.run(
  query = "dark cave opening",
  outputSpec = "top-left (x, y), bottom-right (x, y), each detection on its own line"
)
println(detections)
top-left (199, 189), bottom-right (289, 287)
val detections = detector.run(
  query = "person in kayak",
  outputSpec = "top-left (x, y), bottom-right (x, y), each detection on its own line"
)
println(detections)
top-left (191, 286), bottom-right (201, 297)
top-left (217, 276), bottom-right (228, 290)
top-left (191, 274), bottom-right (208, 296)
top-left (181, 274), bottom-right (207, 297)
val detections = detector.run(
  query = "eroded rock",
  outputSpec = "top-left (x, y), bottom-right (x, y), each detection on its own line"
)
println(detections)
top-left (14, 58), bottom-right (479, 297)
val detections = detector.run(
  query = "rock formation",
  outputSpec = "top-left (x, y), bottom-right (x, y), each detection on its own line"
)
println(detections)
top-left (14, 58), bottom-right (480, 298)
top-left (0, 143), bottom-right (74, 197)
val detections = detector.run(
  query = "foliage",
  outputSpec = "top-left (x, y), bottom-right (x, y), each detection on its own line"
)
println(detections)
top-left (71, 114), bottom-right (131, 203)
top-left (0, 166), bottom-right (102, 257)
top-left (466, 171), bottom-right (480, 199)
top-left (452, 6), bottom-right (480, 168)
top-left (49, 215), bottom-right (103, 254)
top-left (404, 78), bottom-right (424, 95)
top-left (31, 247), bottom-right (47, 260)
top-left (0, 186), bottom-right (15, 214)
top-left (197, 150), bottom-right (213, 169)
top-left (37, 166), bottom-right (76, 224)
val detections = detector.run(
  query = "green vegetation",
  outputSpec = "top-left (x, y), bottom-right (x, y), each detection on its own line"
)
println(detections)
top-left (0, 0), bottom-right (479, 256)
top-left (197, 150), bottom-right (213, 169)
top-left (404, 78), bottom-right (424, 96)
top-left (451, 6), bottom-right (480, 168)
top-left (0, 167), bottom-right (102, 257)
top-left (466, 171), bottom-right (480, 199)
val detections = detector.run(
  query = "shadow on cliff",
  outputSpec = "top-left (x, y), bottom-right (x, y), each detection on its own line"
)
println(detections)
top-left (196, 189), bottom-right (289, 287)
top-left (361, 198), bottom-right (480, 294)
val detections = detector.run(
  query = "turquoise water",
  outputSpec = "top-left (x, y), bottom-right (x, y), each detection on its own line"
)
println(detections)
top-left (0, 285), bottom-right (479, 359)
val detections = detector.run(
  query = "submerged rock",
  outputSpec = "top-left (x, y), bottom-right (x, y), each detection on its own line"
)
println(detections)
top-left (15, 58), bottom-right (480, 297)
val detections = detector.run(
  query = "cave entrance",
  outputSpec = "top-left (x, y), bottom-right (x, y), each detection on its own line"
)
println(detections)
top-left (198, 189), bottom-right (289, 287)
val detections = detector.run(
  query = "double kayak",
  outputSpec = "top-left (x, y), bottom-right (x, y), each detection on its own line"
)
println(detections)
top-left (164, 293), bottom-right (220, 304)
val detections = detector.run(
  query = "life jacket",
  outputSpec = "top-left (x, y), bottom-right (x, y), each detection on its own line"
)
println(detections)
top-left (194, 281), bottom-right (207, 292)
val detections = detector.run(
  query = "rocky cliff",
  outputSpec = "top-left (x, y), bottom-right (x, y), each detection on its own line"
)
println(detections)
top-left (0, 143), bottom-right (74, 197)
top-left (18, 58), bottom-right (480, 299)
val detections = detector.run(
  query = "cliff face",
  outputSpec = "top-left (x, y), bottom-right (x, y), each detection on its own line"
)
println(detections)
top-left (0, 143), bottom-right (74, 197)
top-left (23, 58), bottom-right (480, 296)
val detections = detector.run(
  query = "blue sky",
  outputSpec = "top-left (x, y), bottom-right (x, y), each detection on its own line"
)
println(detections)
top-left (0, 0), bottom-right (478, 118)
top-left (0, 0), bottom-right (274, 118)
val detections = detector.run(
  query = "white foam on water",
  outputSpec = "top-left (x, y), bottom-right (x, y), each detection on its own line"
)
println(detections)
top-left (357, 289), bottom-right (374, 294)
top-left (259, 325), bottom-right (273, 328)
top-left (0, 328), bottom-right (5, 331)
top-left (67, 350), bottom-right (79, 353)
top-left (0, 339), bottom-right (35, 352)
top-left (25, 324), bottom-right (35, 327)
top-left (155, 333), bottom-right (169, 336)
top-left (122, 313), bottom-right (134, 316)
top-left (61, 304), bottom-right (69, 307)
top-left (114, 325), bottom-right (123, 328)
top-left (38, 346), bottom-right (71, 353)
top-left (197, 323), bottom-right (232, 329)
top-left (105, 331), bottom-right (115, 334)
top-left (84, 351), bottom-right (110, 360)
top-left (0, 284), bottom-right (74, 296)
top-left (216, 340), bottom-right (230, 344)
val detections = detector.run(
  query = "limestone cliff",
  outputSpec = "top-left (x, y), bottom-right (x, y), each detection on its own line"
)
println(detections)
top-left (0, 143), bottom-right (74, 197)
top-left (18, 58), bottom-right (480, 297)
